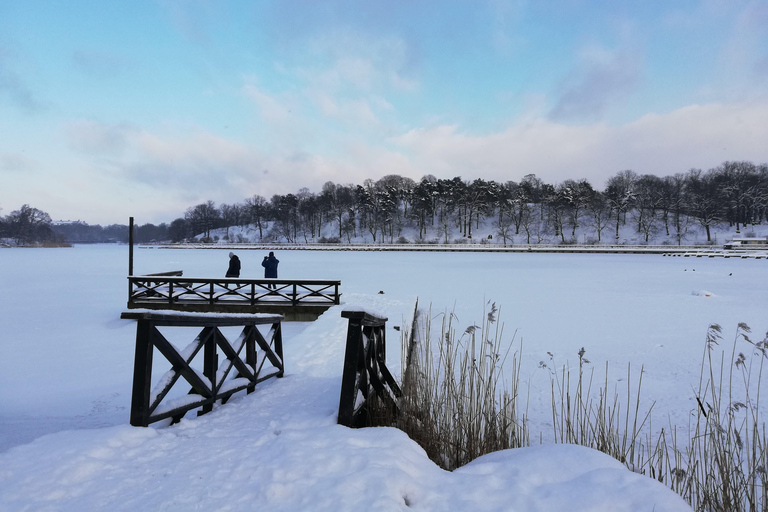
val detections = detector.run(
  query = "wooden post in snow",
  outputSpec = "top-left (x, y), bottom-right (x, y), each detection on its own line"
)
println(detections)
top-left (129, 217), bottom-right (134, 276)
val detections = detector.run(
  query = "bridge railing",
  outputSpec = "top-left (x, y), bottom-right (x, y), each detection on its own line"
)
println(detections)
top-left (337, 309), bottom-right (402, 428)
top-left (123, 311), bottom-right (284, 427)
top-left (128, 276), bottom-right (341, 309)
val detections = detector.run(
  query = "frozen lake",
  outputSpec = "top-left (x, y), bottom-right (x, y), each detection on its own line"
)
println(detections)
top-left (2, 244), bottom-right (768, 452)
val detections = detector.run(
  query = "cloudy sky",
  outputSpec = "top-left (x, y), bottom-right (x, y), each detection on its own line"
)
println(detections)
top-left (1, 0), bottom-right (767, 225)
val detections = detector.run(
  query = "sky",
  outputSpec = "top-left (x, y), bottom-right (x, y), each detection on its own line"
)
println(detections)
top-left (1, 0), bottom-right (767, 225)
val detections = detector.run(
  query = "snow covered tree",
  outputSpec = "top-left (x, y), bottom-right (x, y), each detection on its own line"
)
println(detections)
top-left (633, 175), bottom-right (664, 243)
top-left (410, 177), bottom-right (437, 240)
top-left (604, 170), bottom-right (637, 242)
top-left (320, 182), bottom-right (354, 240)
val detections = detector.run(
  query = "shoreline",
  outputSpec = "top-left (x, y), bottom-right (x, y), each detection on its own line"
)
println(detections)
top-left (137, 242), bottom-right (768, 257)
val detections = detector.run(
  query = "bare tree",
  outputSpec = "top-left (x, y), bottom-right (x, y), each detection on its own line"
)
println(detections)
top-left (270, 194), bottom-right (299, 242)
top-left (219, 203), bottom-right (238, 240)
top-left (168, 218), bottom-right (189, 243)
top-left (245, 195), bottom-right (269, 240)
top-left (4, 204), bottom-right (54, 245)
top-left (185, 201), bottom-right (219, 240)
top-left (585, 193), bottom-right (610, 243)
top-left (685, 168), bottom-right (722, 242)
top-left (495, 215), bottom-right (515, 246)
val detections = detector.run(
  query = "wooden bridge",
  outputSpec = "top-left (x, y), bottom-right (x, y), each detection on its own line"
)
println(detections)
top-left (125, 273), bottom-right (341, 321)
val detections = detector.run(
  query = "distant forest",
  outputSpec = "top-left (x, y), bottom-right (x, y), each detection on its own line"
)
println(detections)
top-left (2, 161), bottom-right (767, 246)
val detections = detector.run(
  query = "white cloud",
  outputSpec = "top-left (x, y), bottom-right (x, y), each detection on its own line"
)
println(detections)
top-left (0, 152), bottom-right (37, 173)
top-left (14, 98), bottom-right (768, 226)
top-left (66, 120), bottom-right (134, 154)
top-left (392, 101), bottom-right (768, 187)
top-left (0, 55), bottom-right (44, 113)
top-left (242, 84), bottom-right (296, 125)
top-left (722, 2), bottom-right (768, 89)
top-left (304, 30), bottom-right (418, 92)
top-left (549, 44), bottom-right (643, 122)
top-left (490, 0), bottom-right (527, 56)
top-left (305, 90), bottom-right (380, 126)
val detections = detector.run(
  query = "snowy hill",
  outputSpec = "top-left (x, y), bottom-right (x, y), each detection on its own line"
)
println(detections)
top-left (200, 216), bottom-right (766, 248)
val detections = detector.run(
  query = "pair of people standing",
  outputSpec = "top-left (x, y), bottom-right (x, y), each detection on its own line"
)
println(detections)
top-left (226, 252), bottom-right (280, 289)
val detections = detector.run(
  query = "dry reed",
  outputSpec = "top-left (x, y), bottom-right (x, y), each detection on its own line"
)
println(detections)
top-left (382, 303), bottom-right (768, 511)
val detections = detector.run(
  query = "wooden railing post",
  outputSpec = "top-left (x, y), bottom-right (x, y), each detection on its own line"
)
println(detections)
top-left (273, 322), bottom-right (284, 378)
top-left (130, 317), bottom-right (153, 427)
top-left (201, 331), bottom-right (218, 415)
top-left (338, 314), bottom-right (365, 427)
top-left (337, 310), bottom-right (402, 428)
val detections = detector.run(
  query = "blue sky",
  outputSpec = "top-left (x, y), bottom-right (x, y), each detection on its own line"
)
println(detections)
top-left (1, 0), bottom-right (767, 224)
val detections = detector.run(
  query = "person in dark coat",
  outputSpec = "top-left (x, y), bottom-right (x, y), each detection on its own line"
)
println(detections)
top-left (226, 252), bottom-right (241, 278)
top-left (261, 251), bottom-right (279, 289)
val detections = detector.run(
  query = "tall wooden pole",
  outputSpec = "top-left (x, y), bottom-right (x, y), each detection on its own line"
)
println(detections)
top-left (129, 217), bottom-right (134, 276)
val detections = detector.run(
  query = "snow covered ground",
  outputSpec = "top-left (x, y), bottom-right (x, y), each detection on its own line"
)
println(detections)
top-left (3, 244), bottom-right (767, 510)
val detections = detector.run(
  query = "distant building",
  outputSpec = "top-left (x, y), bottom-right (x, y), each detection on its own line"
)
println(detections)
top-left (723, 236), bottom-right (768, 250)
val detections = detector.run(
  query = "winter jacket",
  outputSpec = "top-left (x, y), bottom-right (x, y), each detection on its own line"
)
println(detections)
top-left (262, 256), bottom-right (279, 278)
top-left (226, 255), bottom-right (241, 277)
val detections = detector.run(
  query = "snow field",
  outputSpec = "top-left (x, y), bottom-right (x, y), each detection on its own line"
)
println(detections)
top-left (4, 244), bottom-right (767, 510)
top-left (0, 282), bottom-right (690, 511)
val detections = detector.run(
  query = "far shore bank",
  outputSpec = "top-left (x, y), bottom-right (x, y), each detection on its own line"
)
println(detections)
top-left (137, 242), bottom-right (768, 257)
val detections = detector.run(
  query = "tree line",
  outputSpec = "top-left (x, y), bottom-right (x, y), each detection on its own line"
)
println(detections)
top-left (2, 160), bottom-right (767, 246)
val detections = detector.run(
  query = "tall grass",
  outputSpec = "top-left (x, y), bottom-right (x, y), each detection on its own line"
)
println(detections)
top-left (545, 348), bottom-right (653, 470)
top-left (392, 301), bottom-right (528, 470)
top-left (671, 323), bottom-right (768, 511)
top-left (387, 303), bottom-right (768, 511)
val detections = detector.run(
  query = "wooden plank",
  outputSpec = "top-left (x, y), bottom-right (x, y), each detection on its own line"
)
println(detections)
top-left (121, 311), bottom-right (283, 325)
top-left (253, 323), bottom-right (284, 376)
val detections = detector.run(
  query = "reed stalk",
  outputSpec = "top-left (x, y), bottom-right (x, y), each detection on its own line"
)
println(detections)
top-left (381, 303), bottom-right (768, 511)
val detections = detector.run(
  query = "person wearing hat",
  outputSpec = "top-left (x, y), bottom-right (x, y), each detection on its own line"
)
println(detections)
top-left (226, 252), bottom-right (241, 278)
